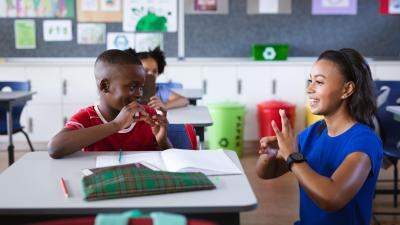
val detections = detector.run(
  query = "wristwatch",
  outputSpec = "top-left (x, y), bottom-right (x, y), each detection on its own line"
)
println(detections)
top-left (286, 152), bottom-right (306, 171)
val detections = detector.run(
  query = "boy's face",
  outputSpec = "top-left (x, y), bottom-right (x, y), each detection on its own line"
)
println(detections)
top-left (101, 64), bottom-right (146, 111)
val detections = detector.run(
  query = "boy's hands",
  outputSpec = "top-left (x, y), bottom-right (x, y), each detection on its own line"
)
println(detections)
top-left (148, 96), bottom-right (166, 111)
top-left (113, 101), bottom-right (149, 130)
top-left (148, 108), bottom-right (169, 143)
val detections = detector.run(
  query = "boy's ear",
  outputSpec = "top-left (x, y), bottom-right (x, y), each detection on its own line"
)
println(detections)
top-left (99, 79), bottom-right (110, 93)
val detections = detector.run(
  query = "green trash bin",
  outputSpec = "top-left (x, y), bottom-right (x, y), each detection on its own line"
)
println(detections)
top-left (207, 102), bottom-right (245, 157)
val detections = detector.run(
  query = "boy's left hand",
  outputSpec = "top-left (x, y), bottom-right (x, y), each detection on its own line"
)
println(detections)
top-left (148, 96), bottom-right (166, 111)
top-left (144, 108), bottom-right (168, 142)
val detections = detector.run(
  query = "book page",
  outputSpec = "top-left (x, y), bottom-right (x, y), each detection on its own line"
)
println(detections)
top-left (161, 149), bottom-right (243, 176)
top-left (95, 152), bottom-right (166, 170)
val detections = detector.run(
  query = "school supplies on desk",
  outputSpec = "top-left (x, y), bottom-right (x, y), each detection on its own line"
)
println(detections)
top-left (95, 149), bottom-right (243, 176)
top-left (82, 163), bottom-right (216, 201)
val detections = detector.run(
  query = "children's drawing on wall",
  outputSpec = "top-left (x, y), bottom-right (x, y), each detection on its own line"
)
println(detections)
top-left (123, 0), bottom-right (177, 32)
top-left (312, 0), bottom-right (357, 15)
top-left (134, 33), bottom-right (163, 52)
top-left (77, 23), bottom-right (106, 44)
top-left (43, 20), bottom-right (72, 41)
top-left (107, 32), bottom-right (135, 50)
top-left (14, 19), bottom-right (36, 49)
top-left (389, 0), bottom-right (400, 13)
top-left (194, 0), bottom-right (217, 11)
top-left (0, 0), bottom-right (74, 18)
top-left (100, 0), bottom-right (120, 11)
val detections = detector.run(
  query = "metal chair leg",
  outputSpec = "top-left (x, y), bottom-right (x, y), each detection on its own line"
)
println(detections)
top-left (20, 130), bottom-right (34, 152)
top-left (394, 160), bottom-right (398, 208)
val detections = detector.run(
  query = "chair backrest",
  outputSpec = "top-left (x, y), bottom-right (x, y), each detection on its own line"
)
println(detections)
top-left (374, 80), bottom-right (400, 149)
top-left (168, 124), bottom-right (198, 150)
top-left (0, 81), bottom-right (31, 132)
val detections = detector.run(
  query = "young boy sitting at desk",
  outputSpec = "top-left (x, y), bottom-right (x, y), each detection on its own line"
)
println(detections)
top-left (48, 49), bottom-right (172, 159)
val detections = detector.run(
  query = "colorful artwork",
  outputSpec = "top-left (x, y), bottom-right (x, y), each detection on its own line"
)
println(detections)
top-left (77, 23), bottom-right (106, 44)
top-left (380, 0), bottom-right (400, 15)
top-left (107, 32), bottom-right (135, 50)
top-left (194, 0), bottom-right (217, 11)
top-left (14, 19), bottom-right (36, 49)
top-left (258, 0), bottom-right (291, 14)
top-left (312, 0), bottom-right (357, 15)
top-left (43, 19), bottom-right (72, 41)
top-left (77, 0), bottom-right (121, 22)
top-left (0, 0), bottom-right (74, 18)
top-left (123, 0), bottom-right (177, 32)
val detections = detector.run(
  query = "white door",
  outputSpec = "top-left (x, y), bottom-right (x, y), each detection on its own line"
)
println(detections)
top-left (201, 66), bottom-right (237, 105)
top-left (61, 66), bottom-right (98, 105)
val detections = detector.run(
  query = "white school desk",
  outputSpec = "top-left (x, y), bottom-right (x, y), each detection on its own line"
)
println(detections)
top-left (0, 91), bottom-right (36, 166)
top-left (172, 88), bottom-right (203, 105)
top-left (386, 105), bottom-right (400, 122)
top-left (0, 151), bottom-right (257, 225)
top-left (167, 105), bottom-right (213, 148)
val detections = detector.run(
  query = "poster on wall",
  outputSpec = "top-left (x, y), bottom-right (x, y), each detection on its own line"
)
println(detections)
top-left (312, 0), bottom-right (357, 15)
top-left (77, 0), bottom-right (122, 22)
top-left (107, 32), bottom-right (135, 50)
top-left (123, 0), bottom-right (177, 32)
top-left (14, 19), bottom-right (36, 49)
top-left (247, 0), bottom-right (291, 14)
top-left (43, 20), bottom-right (72, 41)
top-left (0, 0), bottom-right (74, 18)
top-left (185, 0), bottom-right (228, 14)
top-left (77, 23), bottom-right (106, 44)
top-left (380, 0), bottom-right (400, 15)
top-left (135, 33), bottom-right (163, 52)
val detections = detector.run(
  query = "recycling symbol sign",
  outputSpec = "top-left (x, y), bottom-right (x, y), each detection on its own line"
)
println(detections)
top-left (218, 138), bottom-right (229, 148)
top-left (263, 47), bottom-right (276, 60)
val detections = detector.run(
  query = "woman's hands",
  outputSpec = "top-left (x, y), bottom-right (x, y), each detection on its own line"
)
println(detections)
top-left (270, 109), bottom-right (298, 160)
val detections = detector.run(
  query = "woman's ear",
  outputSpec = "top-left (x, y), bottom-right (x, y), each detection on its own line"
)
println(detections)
top-left (99, 79), bottom-right (110, 93)
top-left (341, 81), bottom-right (355, 99)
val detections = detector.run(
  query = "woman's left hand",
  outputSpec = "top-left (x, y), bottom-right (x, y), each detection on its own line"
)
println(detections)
top-left (271, 109), bottom-right (298, 160)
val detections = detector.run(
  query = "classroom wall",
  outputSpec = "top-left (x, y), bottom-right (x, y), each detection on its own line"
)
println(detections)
top-left (0, 1), bottom-right (399, 57)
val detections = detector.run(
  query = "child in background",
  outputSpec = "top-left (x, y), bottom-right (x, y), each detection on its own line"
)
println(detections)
top-left (136, 47), bottom-right (189, 110)
top-left (48, 49), bottom-right (172, 158)
top-left (256, 48), bottom-right (382, 225)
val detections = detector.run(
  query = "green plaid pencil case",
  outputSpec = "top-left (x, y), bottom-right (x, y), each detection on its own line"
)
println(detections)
top-left (82, 163), bottom-right (216, 201)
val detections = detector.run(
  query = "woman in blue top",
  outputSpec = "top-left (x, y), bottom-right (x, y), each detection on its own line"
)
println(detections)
top-left (256, 48), bottom-right (383, 225)
top-left (137, 47), bottom-right (189, 110)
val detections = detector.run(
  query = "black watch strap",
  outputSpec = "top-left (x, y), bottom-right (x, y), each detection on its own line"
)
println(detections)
top-left (286, 152), bottom-right (306, 171)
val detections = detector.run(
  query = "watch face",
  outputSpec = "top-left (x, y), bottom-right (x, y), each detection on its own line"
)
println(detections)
top-left (292, 153), bottom-right (304, 161)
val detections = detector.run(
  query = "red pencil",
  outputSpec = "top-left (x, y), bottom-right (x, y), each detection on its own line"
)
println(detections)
top-left (60, 177), bottom-right (69, 198)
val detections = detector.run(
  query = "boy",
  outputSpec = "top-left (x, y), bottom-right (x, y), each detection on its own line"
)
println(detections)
top-left (48, 49), bottom-right (171, 159)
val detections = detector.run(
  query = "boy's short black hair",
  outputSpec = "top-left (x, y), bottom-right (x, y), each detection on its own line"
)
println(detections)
top-left (95, 48), bottom-right (142, 66)
top-left (137, 46), bottom-right (167, 74)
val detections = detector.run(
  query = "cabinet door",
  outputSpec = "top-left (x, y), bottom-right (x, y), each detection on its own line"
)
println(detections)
top-left (25, 66), bottom-right (62, 104)
top-left (25, 104), bottom-right (63, 142)
top-left (62, 103), bottom-right (94, 126)
top-left (0, 66), bottom-right (26, 81)
top-left (374, 64), bottom-right (400, 80)
top-left (201, 66), bottom-right (237, 105)
top-left (61, 67), bottom-right (98, 104)
top-left (271, 65), bottom-right (309, 133)
top-left (164, 65), bottom-right (203, 89)
top-left (237, 66), bottom-right (275, 140)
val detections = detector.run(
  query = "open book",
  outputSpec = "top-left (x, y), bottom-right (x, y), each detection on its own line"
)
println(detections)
top-left (94, 149), bottom-right (243, 176)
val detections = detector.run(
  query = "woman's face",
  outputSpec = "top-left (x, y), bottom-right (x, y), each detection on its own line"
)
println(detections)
top-left (307, 59), bottom-right (348, 116)
top-left (141, 57), bottom-right (159, 78)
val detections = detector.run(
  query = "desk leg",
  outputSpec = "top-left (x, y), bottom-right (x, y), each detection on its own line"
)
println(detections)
top-left (189, 99), bottom-right (197, 105)
top-left (195, 127), bottom-right (204, 149)
top-left (6, 104), bottom-right (14, 165)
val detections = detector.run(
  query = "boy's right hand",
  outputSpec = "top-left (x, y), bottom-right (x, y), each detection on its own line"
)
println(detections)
top-left (113, 102), bottom-right (149, 130)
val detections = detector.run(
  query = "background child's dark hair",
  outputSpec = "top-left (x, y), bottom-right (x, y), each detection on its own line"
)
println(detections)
top-left (317, 48), bottom-right (376, 129)
top-left (96, 48), bottom-right (142, 66)
top-left (137, 46), bottom-right (167, 74)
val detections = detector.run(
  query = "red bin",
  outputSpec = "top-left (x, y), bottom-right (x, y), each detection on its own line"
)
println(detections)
top-left (257, 100), bottom-right (296, 138)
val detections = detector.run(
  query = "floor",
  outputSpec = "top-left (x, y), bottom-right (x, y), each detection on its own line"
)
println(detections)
top-left (0, 143), bottom-right (399, 225)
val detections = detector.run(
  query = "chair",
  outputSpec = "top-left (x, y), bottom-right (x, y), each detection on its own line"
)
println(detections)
top-left (374, 80), bottom-right (400, 208)
top-left (168, 124), bottom-right (198, 150)
top-left (0, 81), bottom-right (34, 152)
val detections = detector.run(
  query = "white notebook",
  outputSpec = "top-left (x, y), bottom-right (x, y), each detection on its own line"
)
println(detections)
top-left (95, 149), bottom-right (243, 176)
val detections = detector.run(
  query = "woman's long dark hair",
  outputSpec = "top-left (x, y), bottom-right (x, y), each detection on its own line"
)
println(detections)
top-left (317, 48), bottom-right (376, 129)
top-left (137, 46), bottom-right (166, 74)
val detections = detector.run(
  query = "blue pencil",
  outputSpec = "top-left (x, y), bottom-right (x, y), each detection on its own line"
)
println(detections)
top-left (118, 149), bottom-right (122, 163)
